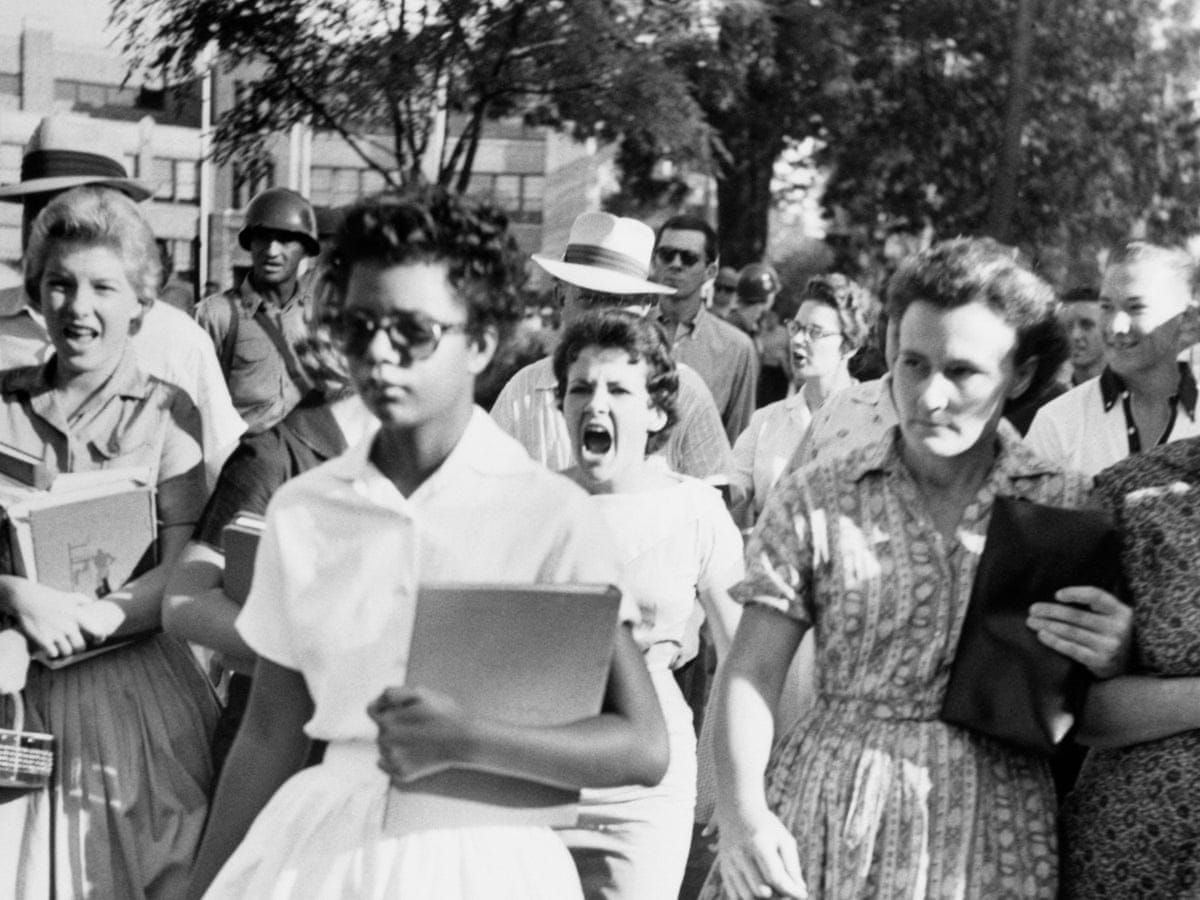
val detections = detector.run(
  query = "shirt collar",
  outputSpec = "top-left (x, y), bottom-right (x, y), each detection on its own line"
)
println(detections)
top-left (0, 284), bottom-right (40, 321)
top-left (1, 346), bottom-right (152, 404)
top-left (236, 275), bottom-right (302, 316)
top-left (1098, 362), bottom-right (1198, 418)
top-left (656, 302), bottom-right (705, 336)
top-left (327, 406), bottom-right (531, 488)
top-left (844, 418), bottom-right (1054, 485)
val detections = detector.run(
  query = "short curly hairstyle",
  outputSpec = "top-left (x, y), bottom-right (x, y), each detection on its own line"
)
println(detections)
top-left (24, 186), bottom-right (160, 311)
top-left (323, 187), bottom-right (523, 346)
top-left (886, 238), bottom-right (1062, 394)
top-left (552, 309), bottom-right (679, 455)
top-left (798, 273), bottom-right (874, 353)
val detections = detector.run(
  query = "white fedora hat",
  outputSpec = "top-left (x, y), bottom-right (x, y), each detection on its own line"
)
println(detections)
top-left (532, 212), bottom-right (674, 295)
top-left (0, 115), bottom-right (152, 202)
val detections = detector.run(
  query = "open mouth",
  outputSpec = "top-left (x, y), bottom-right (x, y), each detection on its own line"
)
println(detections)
top-left (61, 323), bottom-right (99, 344)
top-left (582, 423), bottom-right (614, 456)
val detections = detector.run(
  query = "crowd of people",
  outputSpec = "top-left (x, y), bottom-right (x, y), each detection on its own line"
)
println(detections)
top-left (0, 112), bottom-right (1197, 900)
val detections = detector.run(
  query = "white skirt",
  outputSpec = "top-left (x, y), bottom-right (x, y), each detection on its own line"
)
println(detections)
top-left (204, 742), bottom-right (583, 900)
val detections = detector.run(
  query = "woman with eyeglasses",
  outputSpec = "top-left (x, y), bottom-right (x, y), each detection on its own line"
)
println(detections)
top-left (187, 189), bottom-right (668, 900)
top-left (728, 274), bottom-right (874, 527)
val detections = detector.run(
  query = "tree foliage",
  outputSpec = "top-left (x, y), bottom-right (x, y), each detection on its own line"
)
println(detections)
top-left (113, 0), bottom-right (1200, 276)
top-left (619, 0), bottom-right (1200, 271)
top-left (110, 0), bottom-right (709, 191)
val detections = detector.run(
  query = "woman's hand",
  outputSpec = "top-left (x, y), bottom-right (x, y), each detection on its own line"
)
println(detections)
top-left (714, 807), bottom-right (808, 900)
top-left (368, 685), bottom-right (474, 784)
top-left (1027, 586), bottom-right (1133, 678)
top-left (76, 599), bottom-right (126, 644)
top-left (0, 628), bottom-right (31, 694)
top-left (8, 582), bottom-right (97, 659)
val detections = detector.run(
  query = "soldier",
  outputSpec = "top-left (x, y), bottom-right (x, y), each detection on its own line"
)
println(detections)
top-left (196, 187), bottom-right (320, 433)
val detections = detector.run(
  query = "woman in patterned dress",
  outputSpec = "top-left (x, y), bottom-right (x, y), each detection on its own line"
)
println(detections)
top-left (1059, 435), bottom-right (1200, 897)
top-left (701, 238), bottom-right (1134, 900)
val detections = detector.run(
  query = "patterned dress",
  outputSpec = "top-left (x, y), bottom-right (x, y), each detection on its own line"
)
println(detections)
top-left (700, 426), bottom-right (1089, 900)
top-left (1060, 437), bottom-right (1200, 898)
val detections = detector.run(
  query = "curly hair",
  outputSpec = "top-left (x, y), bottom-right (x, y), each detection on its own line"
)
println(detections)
top-left (886, 238), bottom-right (1059, 387)
top-left (799, 273), bottom-right (875, 352)
top-left (323, 187), bottom-right (523, 345)
top-left (24, 186), bottom-right (160, 311)
top-left (552, 309), bottom-right (679, 455)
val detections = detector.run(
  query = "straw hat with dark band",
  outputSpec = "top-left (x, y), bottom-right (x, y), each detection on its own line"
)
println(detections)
top-left (532, 212), bottom-right (674, 295)
top-left (0, 116), bottom-right (152, 202)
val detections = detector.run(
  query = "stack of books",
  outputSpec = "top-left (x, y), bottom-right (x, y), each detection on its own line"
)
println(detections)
top-left (0, 442), bottom-right (157, 668)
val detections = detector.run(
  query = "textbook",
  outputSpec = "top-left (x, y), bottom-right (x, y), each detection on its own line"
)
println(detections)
top-left (0, 466), bottom-right (158, 669)
top-left (383, 583), bottom-right (621, 835)
top-left (0, 442), bottom-right (53, 490)
top-left (0, 466), bottom-right (156, 595)
top-left (221, 511), bottom-right (267, 605)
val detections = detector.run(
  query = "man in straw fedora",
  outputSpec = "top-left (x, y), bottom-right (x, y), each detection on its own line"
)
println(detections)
top-left (491, 211), bottom-right (734, 480)
top-left (0, 115), bottom-right (245, 485)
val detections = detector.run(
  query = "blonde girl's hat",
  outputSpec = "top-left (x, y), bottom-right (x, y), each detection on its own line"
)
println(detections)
top-left (0, 115), bottom-right (152, 202)
top-left (532, 212), bottom-right (675, 295)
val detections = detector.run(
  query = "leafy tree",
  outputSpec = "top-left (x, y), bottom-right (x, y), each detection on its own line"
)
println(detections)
top-left (111, 0), bottom-right (709, 191)
top-left (619, 0), bottom-right (1200, 273)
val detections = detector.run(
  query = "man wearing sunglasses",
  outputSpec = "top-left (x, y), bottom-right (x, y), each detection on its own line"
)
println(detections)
top-left (491, 211), bottom-right (734, 481)
top-left (652, 216), bottom-right (758, 444)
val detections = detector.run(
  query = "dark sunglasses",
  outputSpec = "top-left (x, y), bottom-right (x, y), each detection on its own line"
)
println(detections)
top-left (654, 247), bottom-right (703, 268)
top-left (325, 308), bottom-right (468, 360)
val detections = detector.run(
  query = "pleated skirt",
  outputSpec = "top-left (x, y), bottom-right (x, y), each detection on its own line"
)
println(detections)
top-left (20, 633), bottom-right (219, 900)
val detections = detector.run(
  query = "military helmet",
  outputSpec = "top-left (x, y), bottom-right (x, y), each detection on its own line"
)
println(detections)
top-left (736, 262), bottom-right (781, 303)
top-left (238, 187), bottom-right (319, 256)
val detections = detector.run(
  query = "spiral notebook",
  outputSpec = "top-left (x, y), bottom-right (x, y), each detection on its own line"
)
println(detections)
top-left (383, 582), bottom-right (621, 835)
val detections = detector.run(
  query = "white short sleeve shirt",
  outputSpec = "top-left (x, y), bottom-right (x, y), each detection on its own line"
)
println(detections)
top-left (237, 408), bottom-right (632, 742)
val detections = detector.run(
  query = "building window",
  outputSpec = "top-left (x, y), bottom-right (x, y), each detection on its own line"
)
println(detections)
top-left (466, 173), bottom-right (544, 224)
top-left (151, 158), bottom-right (200, 204)
top-left (309, 165), bottom-right (394, 207)
top-left (53, 79), bottom-right (141, 112)
top-left (232, 162), bottom-right (275, 208)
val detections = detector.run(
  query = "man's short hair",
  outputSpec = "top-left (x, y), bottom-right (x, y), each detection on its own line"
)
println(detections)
top-left (656, 215), bottom-right (718, 264)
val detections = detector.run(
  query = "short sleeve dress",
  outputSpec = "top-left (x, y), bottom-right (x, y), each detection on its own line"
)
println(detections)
top-left (559, 475), bottom-right (743, 899)
top-left (0, 351), bottom-right (217, 900)
top-left (1059, 436), bottom-right (1200, 897)
top-left (203, 410), bottom-right (637, 900)
top-left (700, 425), bottom-right (1091, 900)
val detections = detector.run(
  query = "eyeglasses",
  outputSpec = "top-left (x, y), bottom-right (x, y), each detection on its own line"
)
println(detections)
top-left (787, 321), bottom-right (842, 342)
top-left (654, 247), bottom-right (703, 268)
top-left (326, 308), bottom-right (468, 360)
top-left (714, 283), bottom-right (738, 293)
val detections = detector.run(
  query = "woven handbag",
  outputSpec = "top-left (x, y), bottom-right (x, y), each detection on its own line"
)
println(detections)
top-left (0, 693), bottom-right (53, 789)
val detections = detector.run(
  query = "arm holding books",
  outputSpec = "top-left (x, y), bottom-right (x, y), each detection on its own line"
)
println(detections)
top-left (370, 623), bottom-right (669, 790)
top-left (0, 575), bottom-right (99, 658)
